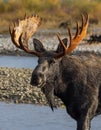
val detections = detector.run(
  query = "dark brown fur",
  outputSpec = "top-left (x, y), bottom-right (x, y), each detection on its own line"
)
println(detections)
top-left (30, 39), bottom-right (101, 130)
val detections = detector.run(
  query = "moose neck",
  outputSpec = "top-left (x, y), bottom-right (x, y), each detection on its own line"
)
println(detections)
top-left (43, 57), bottom-right (68, 106)
top-left (45, 59), bottom-right (60, 85)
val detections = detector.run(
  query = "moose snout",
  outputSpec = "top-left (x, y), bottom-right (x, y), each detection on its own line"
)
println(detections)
top-left (30, 74), bottom-right (38, 86)
top-left (30, 73), bottom-right (44, 86)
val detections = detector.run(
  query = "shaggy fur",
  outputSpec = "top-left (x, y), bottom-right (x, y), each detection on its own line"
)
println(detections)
top-left (30, 39), bottom-right (101, 130)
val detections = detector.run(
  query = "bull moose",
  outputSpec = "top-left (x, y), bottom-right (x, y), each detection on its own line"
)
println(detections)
top-left (9, 13), bottom-right (101, 130)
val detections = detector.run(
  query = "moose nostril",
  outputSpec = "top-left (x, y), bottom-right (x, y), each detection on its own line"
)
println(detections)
top-left (31, 73), bottom-right (43, 85)
top-left (30, 74), bottom-right (38, 86)
top-left (33, 74), bottom-right (38, 80)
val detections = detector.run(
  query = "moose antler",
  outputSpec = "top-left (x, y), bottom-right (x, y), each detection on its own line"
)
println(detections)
top-left (9, 13), bottom-right (89, 58)
top-left (56, 13), bottom-right (89, 58)
top-left (9, 14), bottom-right (42, 56)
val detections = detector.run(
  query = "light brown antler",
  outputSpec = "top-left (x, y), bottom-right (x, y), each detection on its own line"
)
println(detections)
top-left (9, 14), bottom-right (42, 56)
top-left (56, 13), bottom-right (89, 58)
top-left (9, 13), bottom-right (89, 58)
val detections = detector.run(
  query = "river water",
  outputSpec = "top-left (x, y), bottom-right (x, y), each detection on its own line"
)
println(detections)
top-left (0, 102), bottom-right (101, 130)
top-left (0, 55), bottom-right (38, 68)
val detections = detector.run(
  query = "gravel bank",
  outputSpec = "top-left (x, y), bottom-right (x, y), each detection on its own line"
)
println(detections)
top-left (0, 67), bottom-right (63, 107)
top-left (0, 32), bottom-right (101, 56)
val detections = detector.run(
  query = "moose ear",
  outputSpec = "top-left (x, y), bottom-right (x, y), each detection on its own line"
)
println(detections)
top-left (56, 38), bottom-right (68, 53)
top-left (33, 38), bottom-right (46, 53)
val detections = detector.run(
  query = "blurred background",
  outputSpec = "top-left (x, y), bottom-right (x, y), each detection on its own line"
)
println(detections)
top-left (0, 0), bottom-right (101, 33)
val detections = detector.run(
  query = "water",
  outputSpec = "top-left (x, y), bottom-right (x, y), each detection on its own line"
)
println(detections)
top-left (0, 102), bottom-right (75, 130)
top-left (0, 55), bottom-right (38, 68)
top-left (0, 102), bottom-right (101, 130)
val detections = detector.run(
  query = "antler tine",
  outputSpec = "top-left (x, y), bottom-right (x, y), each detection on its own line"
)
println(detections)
top-left (73, 21), bottom-right (79, 39)
top-left (67, 27), bottom-right (72, 46)
top-left (57, 33), bottom-right (67, 53)
top-left (82, 12), bottom-right (88, 25)
top-left (79, 14), bottom-right (84, 33)
top-left (66, 13), bottom-right (89, 53)
top-left (80, 13), bottom-right (89, 33)
top-left (55, 13), bottom-right (89, 58)
top-left (9, 25), bottom-right (21, 48)
top-left (67, 27), bottom-right (72, 47)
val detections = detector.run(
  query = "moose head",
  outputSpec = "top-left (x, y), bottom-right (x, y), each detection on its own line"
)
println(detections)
top-left (9, 13), bottom-right (89, 88)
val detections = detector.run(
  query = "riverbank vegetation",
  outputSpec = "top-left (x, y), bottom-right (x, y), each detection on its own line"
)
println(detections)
top-left (0, 0), bottom-right (101, 33)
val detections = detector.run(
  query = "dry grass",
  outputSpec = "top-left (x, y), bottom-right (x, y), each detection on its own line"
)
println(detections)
top-left (0, 0), bottom-right (101, 33)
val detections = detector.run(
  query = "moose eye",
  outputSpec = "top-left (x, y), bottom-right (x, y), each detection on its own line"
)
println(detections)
top-left (42, 66), bottom-right (46, 71)
top-left (49, 59), bottom-right (55, 64)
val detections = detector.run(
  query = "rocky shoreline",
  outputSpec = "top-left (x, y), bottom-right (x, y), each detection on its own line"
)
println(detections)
top-left (0, 67), bottom-right (64, 107)
top-left (0, 33), bottom-right (101, 56)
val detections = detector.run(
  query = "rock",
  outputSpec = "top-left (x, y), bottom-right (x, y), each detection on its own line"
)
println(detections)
top-left (0, 67), bottom-right (64, 107)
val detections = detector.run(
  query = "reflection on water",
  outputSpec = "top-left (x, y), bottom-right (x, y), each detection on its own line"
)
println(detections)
top-left (0, 55), bottom-right (38, 68)
top-left (0, 102), bottom-right (100, 130)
